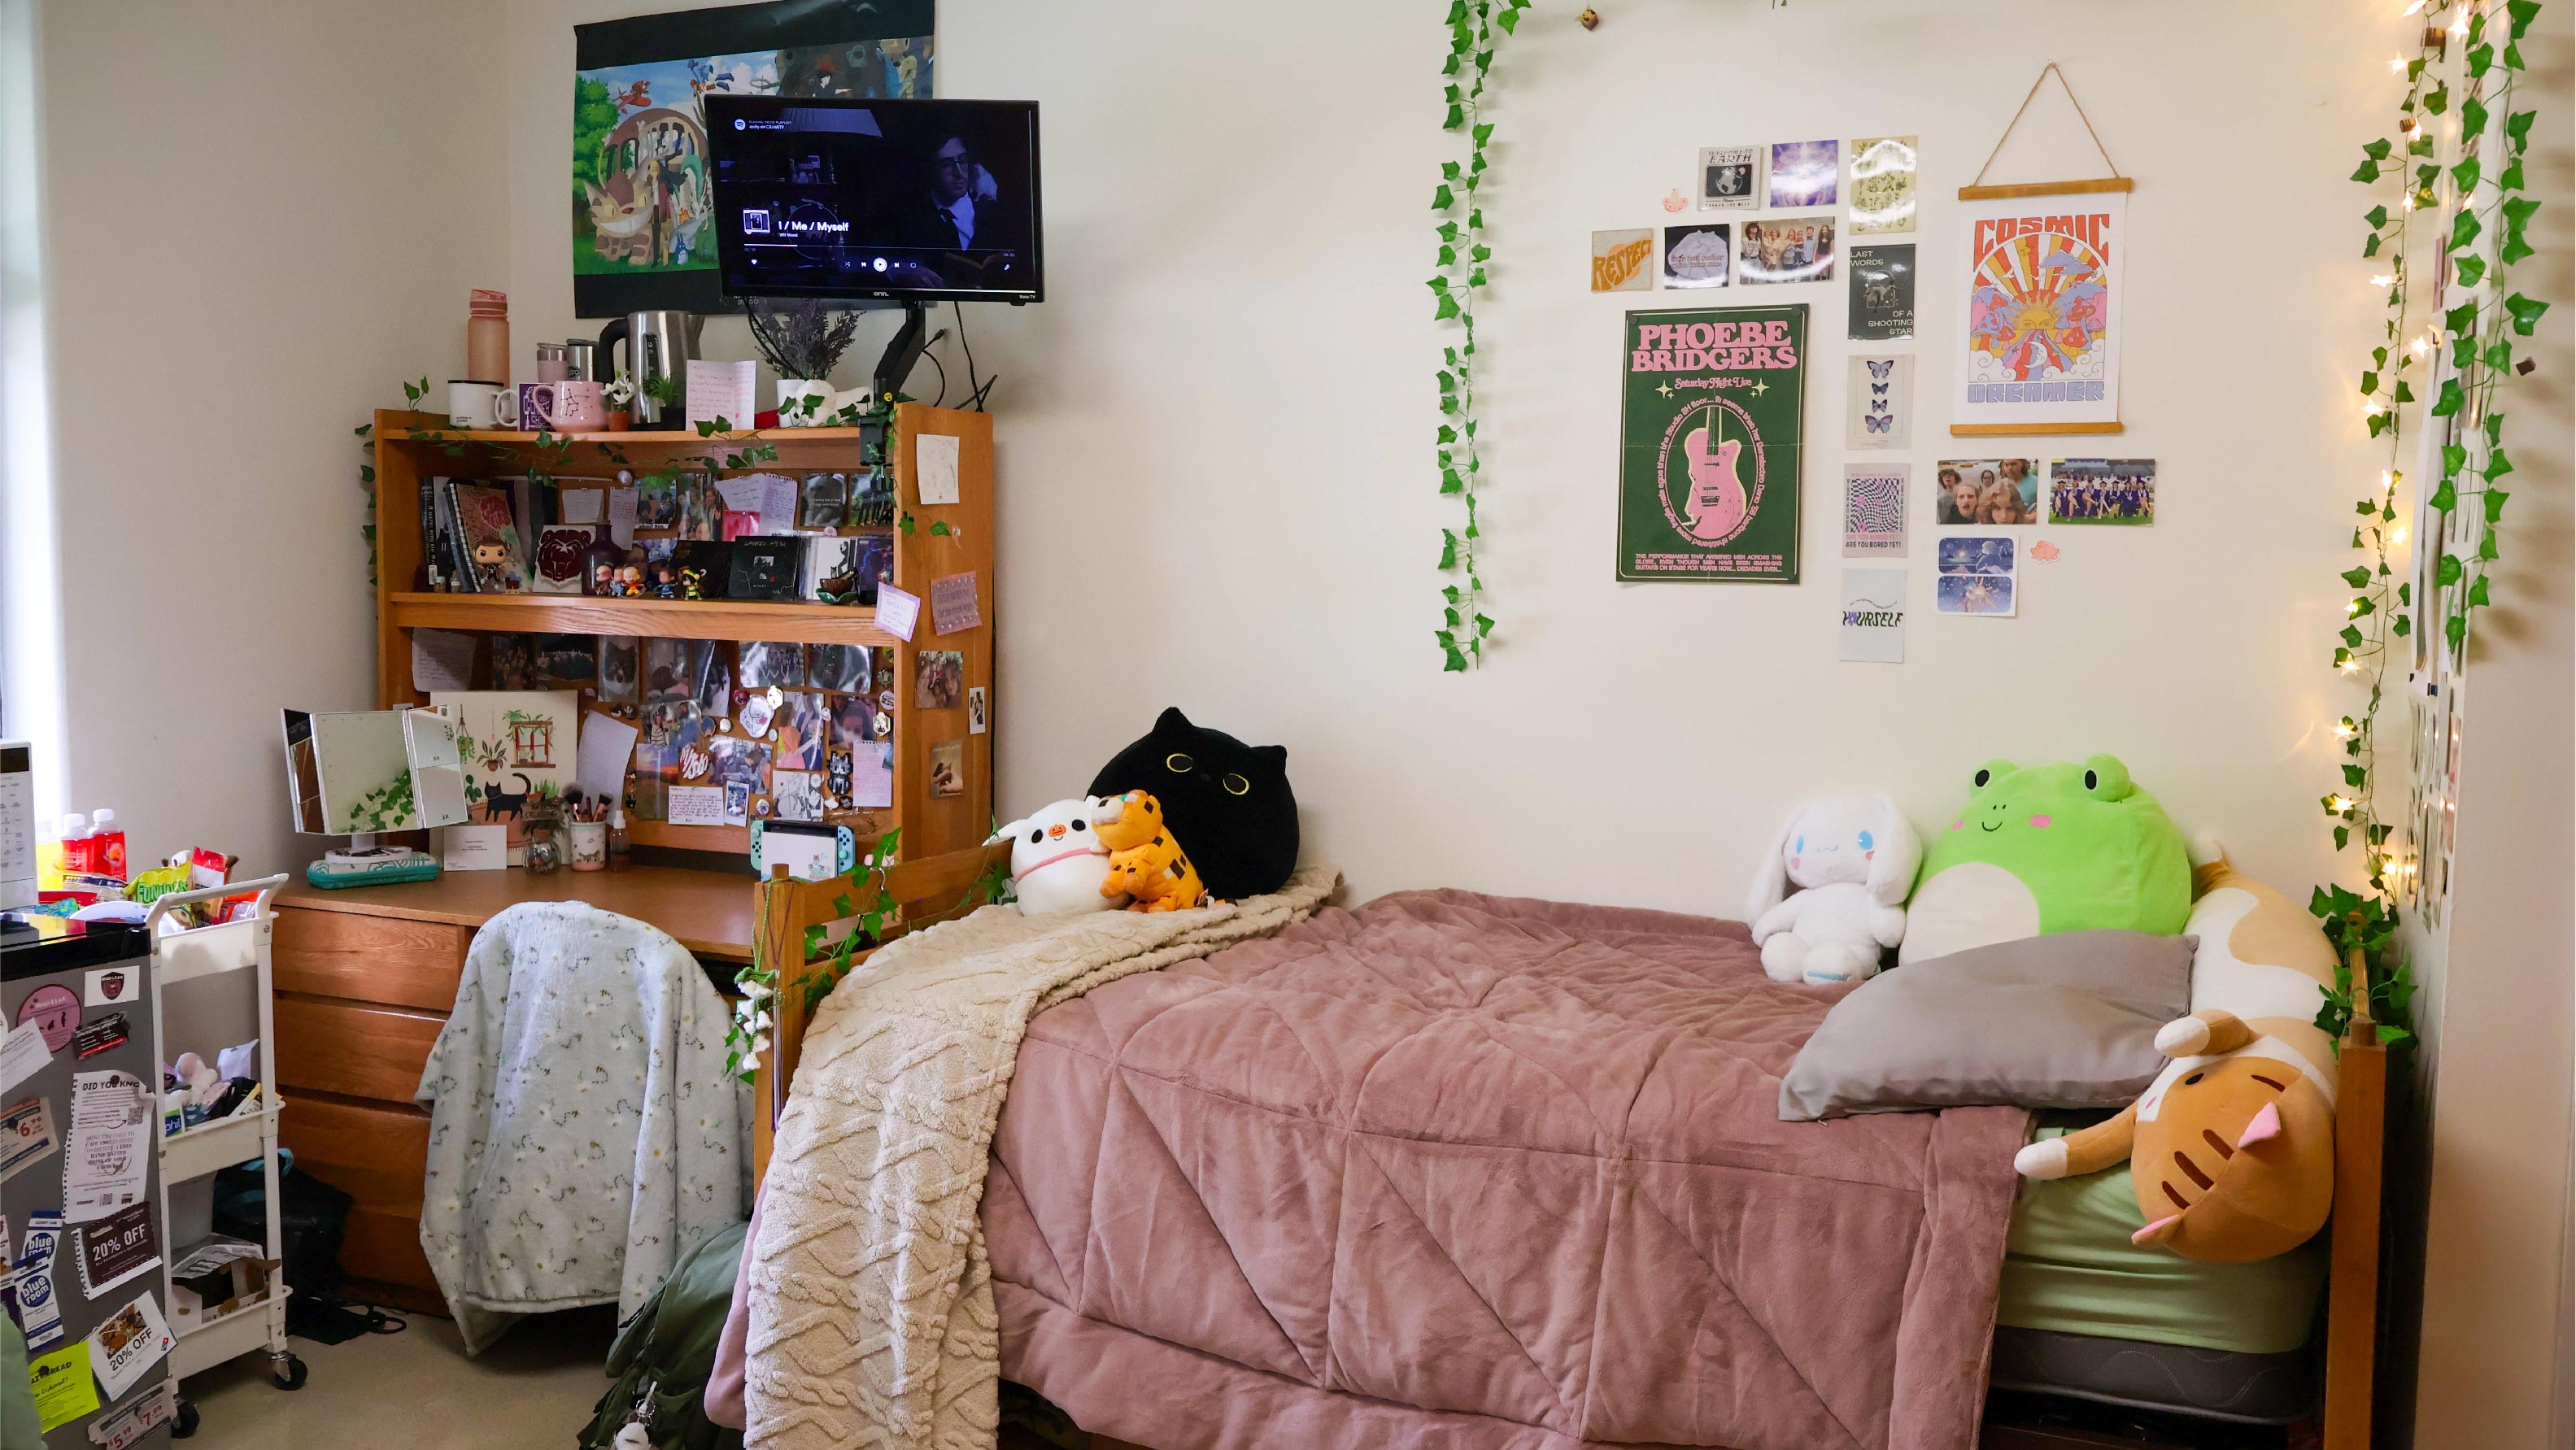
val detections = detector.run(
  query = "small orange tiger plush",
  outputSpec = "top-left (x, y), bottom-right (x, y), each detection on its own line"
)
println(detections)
top-left (1092, 790), bottom-right (1212, 912)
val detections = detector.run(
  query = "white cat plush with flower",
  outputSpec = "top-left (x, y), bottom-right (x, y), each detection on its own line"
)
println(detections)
top-left (1745, 795), bottom-right (1922, 985)
top-left (988, 797), bottom-right (1126, 915)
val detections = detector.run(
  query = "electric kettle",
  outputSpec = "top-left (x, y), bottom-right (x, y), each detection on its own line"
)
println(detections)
top-left (597, 310), bottom-right (704, 427)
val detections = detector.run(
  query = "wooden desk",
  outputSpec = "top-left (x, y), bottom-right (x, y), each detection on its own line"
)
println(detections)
top-left (272, 865), bottom-right (753, 1313)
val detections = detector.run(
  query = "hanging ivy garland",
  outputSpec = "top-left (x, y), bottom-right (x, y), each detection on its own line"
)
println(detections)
top-left (2315, 0), bottom-right (2545, 1038)
top-left (1429, 0), bottom-right (1528, 671)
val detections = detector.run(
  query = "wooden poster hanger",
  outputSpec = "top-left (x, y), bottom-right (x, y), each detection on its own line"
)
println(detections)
top-left (1959, 62), bottom-right (2135, 201)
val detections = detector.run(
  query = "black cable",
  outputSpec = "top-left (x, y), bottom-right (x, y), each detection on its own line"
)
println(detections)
top-left (925, 347), bottom-right (948, 408)
top-left (952, 302), bottom-right (996, 412)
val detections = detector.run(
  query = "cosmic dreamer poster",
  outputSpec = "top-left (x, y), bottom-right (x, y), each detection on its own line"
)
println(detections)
top-left (1617, 304), bottom-right (1808, 583)
top-left (1953, 190), bottom-right (2125, 432)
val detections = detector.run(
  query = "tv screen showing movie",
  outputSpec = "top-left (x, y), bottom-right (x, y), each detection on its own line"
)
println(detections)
top-left (708, 95), bottom-right (1041, 304)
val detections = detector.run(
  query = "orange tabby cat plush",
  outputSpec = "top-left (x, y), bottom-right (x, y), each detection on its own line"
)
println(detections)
top-left (1092, 790), bottom-right (1213, 912)
top-left (2013, 852), bottom-right (2340, 1264)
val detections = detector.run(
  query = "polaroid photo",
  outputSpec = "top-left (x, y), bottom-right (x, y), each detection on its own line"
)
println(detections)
top-left (809, 643), bottom-right (870, 694)
top-left (633, 475), bottom-right (680, 534)
top-left (489, 634), bottom-right (534, 691)
top-left (929, 739), bottom-right (965, 799)
top-left (1935, 459), bottom-right (2040, 526)
top-left (1935, 535), bottom-right (2018, 616)
top-left (1590, 228), bottom-right (1654, 293)
top-left (966, 686), bottom-right (988, 736)
top-left (770, 769), bottom-right (824, 822)
top-left (1661, 224), bottom-right (1732, 290)
top-left (738, 640), bottom-right (806, 690)
top-left (2046, 458), bottom-right (2158, 525)
top-left (798, 472), bottom-right (849, 530)
top-left (1767, 139), bottom-right (1839, 207)
top-left (914, 651), bottom-right (964, 711)
top-left (1697, 145), bottom-right (1760, 210)
top-left (1737, 217), bottom-right (1836, 285)
top-left (774, 690), bottom-right (827, 772)
top-left (596, 636), bottom-right (640, 703)
top-left (1846, 355), bottom-right (1914, 451)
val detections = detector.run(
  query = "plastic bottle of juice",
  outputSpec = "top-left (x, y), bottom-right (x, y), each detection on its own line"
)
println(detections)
top-left (89, 808), bottom-right (128, 881)
top-left (57, 813), bottom-right (91, 877)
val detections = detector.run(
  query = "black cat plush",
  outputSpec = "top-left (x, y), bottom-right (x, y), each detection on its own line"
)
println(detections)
top-left (1088, 708), bottom-right (1297, 900)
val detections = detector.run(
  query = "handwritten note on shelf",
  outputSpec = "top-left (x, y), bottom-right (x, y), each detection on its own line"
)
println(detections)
top-left (686, 359), bottom-right (759, 431)
top-left (874, 584), bottom-right (922, 642)
top-left (915, 433), bottom-right (961, 505)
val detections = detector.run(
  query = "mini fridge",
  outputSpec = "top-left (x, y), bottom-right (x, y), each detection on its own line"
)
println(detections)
top-left (3, 913), bottom-right (175, 1449)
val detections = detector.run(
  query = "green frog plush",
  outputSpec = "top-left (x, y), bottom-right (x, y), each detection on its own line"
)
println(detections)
top-left (1898, 755), bottom-right (2191, 965)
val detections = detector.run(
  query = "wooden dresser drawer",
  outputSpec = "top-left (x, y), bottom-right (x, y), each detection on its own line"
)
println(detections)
top-left (279, 1095), bottom-right (436, 1292)
top-left (274, 908), bottom-right (467, 1012)
top-left (274, 998), bottom-right (447, 1104)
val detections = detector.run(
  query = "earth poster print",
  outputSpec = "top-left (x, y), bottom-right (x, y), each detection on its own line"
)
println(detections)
top-left (1952, 190), bottom-right (2125, 433)
top-left (1617, 304), bottom-right (1808, 582)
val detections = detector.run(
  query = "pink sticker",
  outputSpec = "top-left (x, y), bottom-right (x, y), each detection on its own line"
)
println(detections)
top-left (14, 985), bottom-right (79, 1052)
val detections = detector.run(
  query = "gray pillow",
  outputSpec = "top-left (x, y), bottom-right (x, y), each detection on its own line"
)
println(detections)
top-left (1777, 930), bottom-right (2195, 1121)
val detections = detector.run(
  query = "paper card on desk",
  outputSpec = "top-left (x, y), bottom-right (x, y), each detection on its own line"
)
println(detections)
top-left (929, 572), bottom-right (982, 635)
top-left (442, 824), bottom-right (507, 871)
top-left (686, 359), bottom-right (758, 430)
top-left (28, 1342), bottom-right (96, 1433)
top-left (575, 709), bottom-right (640, 801)
top-left (411, 629), bottom-right (477, 694)
top-left (0, 1020), bottom-right (51, 1096)
top-left (915, 433), bottom-right (961, 505)
top-left (608, 486), bottom-right (639, 546)
top-left (874, 584), bottom-right (922, 642)
top-left (669, 785), bottom-right (728, 827)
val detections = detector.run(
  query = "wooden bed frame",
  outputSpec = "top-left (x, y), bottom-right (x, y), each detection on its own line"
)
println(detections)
top-left (742, 847), bottom-right (2391, 1450)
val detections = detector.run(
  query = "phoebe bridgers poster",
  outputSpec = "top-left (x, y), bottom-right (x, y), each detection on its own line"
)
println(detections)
top-left (1616, 304), bottom-right (1809, 582)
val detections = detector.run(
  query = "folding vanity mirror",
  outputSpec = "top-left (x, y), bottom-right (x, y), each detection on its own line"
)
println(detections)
top-left (281, 708), bottom-right (469, 886)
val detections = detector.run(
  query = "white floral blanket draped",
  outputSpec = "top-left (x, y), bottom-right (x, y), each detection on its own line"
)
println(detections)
top-left (746, 868), bottom-right (1340, 1450)
top-left (416, 901), bottom-right (752, 1354)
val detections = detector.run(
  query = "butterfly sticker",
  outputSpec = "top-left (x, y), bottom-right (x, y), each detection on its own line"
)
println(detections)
top-left (1863, 413), bottom-right (1894, 433)
top-left (1871, 382), bottom-right (1890, 395)
top-left (1866, 359), bottom-right (1895, 379)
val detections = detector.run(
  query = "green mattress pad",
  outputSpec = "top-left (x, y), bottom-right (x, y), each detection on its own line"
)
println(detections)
top-left (1996, 1114), bottom-right (2329, 1356)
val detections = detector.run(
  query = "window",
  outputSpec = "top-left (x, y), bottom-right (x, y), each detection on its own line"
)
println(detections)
top-left (0, 0), bottom-right (64, 822)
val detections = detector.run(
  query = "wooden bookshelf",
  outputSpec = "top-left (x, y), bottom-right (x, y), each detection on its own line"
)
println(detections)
top-left (370, 406), bottom-right (996, 860)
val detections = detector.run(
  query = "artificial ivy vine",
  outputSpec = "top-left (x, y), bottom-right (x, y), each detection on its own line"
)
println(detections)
top-left (1429, 0), bottom-right (1527, 671)
top-left (2315, 0), bottom-right (2546, 1039)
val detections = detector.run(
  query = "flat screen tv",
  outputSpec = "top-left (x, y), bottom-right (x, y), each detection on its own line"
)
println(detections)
top-left (707, 95), bottom-right (1041, 305)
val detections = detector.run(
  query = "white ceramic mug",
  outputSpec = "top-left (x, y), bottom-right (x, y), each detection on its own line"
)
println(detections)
top-left (527, 379), bottom-right (608, 432)
top-left (447, 380), bottom-right (513, 429)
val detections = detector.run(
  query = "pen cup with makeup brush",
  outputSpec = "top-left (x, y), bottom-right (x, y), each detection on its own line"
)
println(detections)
top-left (568, 819), bottom-right (608, 872)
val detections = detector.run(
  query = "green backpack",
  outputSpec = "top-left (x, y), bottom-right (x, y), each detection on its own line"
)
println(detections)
top-left (580, 1220), bottom-right (748, 1450)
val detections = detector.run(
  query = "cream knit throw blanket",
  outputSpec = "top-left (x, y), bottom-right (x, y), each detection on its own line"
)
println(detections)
top-left (745, 866), bottom-right (1340, 1450)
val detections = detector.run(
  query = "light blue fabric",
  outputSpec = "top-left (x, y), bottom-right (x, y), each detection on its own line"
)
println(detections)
top-left (2, 1310), bottom-right (41, 1447)
top-left (416, 901), bottom-right (750, 1354)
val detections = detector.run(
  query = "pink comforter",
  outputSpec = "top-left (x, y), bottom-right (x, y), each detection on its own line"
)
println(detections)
top-left (984, 890), bottom-right (2027, 1450)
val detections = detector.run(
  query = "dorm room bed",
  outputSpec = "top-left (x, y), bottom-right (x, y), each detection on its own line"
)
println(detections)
top-left (747, 847), bottom-right (2386, 1450)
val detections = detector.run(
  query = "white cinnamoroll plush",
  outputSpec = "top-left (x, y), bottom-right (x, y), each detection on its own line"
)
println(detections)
top-left (987, 797), bottom-right (1126, 915)
top-left (1744, 794), bottom-right (1922, 986)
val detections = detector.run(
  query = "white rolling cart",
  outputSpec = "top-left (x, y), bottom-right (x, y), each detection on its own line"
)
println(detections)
top-left (144, 874), bottom-right (306, 1439)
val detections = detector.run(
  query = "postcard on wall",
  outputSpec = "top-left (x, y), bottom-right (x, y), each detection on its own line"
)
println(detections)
top-left (1847, 243), bottom-right (1915, 341)
top-left (1698, 145), bottom-right (1761, 210)
top-left (1842, 464), bottom-right (1908, 558)
top-left (1590, 229), bottom-right (1654, 293)
top-left (1737, 217), bottom-right (1835, 285)
top-left (1767, 139), bottom-right (1838, 207)
top-left (1846, 355), bottom-right (1913, 451)
top-left (2046, 458), bottom-right (2157, 525)
top-left (1934, 459), bottom-right (2039, 525)
top-left (1660, 224), bottom-right (1732, 290)
top-left (929, 571), bottom-right (983, 634)
top-left (1615, 303), bottom-right (1808, 583)
top-left (1840, 567), bottom-right (1908, 663)
top-left (1955, 191), bottom-right (2124, 432)
top-left (929, 739), bottom-right (965, 799)
top-left (1935, 535), bottom-right (2019, 616)
top-left (1849, 135), bottom-right (1918, 234)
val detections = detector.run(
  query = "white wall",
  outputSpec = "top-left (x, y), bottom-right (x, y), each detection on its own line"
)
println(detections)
top-left (35, 0), bottom-right (510, 871)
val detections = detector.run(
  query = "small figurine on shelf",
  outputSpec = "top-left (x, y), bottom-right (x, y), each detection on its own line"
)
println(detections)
top-left (613, 553), bottom-right (648, 598)
top-left (680, 565), bottom-right (709, 601)
top-left (649, 557), bottom-right (683, 600)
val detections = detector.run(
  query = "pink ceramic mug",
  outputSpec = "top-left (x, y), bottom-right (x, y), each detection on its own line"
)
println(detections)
top-left (527, 379), bottom-right (608, 431)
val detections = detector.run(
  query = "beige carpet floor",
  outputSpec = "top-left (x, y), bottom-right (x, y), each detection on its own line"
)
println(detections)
top-left (183, 1308), bottom-right (618, 1450)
